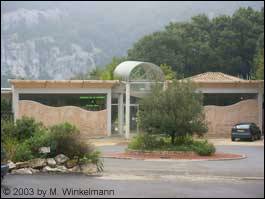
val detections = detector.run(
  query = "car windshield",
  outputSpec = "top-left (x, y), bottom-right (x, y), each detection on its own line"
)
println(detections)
top-left (235, 124), bottom-right (250, 129)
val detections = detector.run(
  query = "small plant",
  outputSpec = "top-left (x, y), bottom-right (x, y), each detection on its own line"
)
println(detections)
top-left (15, 116), bottom-right (44, 141)
top-left (48, 122), bottom-right (82, 157)
top-left (13, 142), bottom-right (34, 162)
top-left (128, 133), bottom-right (166, 151)
top-left (1, 119), bottom-right (16, 141)
top-left (24, 130), bottom-right (51, 158)
top-left (79, 151), bottom-right (104, 172)
top-left (2, 137), bottom-right (19, 162)
top-left (191, 140), bottom-right (216, 156)
top-left (1, 99), bottom-right (12, 112)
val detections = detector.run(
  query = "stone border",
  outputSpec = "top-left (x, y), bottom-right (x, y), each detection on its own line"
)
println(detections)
top-left (7, 154), bottom-right (99, 175)
top-left (103, 150), bottom-right (247, 161)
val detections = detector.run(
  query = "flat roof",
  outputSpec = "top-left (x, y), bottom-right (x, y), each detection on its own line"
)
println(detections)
top-left (9, 79), bottom-right (120, 89)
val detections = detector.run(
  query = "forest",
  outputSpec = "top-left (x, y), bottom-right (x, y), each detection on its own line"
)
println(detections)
top-left (80, 7), bottom-right (264, 80)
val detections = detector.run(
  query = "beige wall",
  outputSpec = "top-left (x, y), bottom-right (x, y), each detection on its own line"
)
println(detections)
top-left (18, 100), bottom-right (108, 138)
top-left (204, 99), bottom-right (259, 138)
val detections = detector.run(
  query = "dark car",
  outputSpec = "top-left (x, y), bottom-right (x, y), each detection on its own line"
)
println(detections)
top-left (1, 147), bottom-right (9, 184)
top-left (231, 123), bottom-right (262, 141)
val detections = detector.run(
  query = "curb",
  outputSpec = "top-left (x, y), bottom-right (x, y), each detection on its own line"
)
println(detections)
top-left (102, 154), bottom-right (247, 162)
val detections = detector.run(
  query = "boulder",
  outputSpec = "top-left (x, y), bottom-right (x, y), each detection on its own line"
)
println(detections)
top-left (39, 147), bottom-right (50, 154)
top-left (11, 168), bottom-right (32, 175)
top-left (47, 158), bottom-right (57, 167)
top-left (69, 166), bottom-right (81, 173)
top-left (80, 163), bottom-right (97, 174)
top-left (42, 166), bottom-right (67, 173)
top-left (7, 161), bottom-right (16, 170)
top-left (54, 154), bottom-right (69, 164)
top-left (28, 158), bottom-right (46, 169)
top-left (15, 161), bottom-right (30, 169)
top-left (56, 165), bottom-right (68, 172)
top-left (30, 168), bottom-right (40, 174)
top-left (65, 159), bottom-right (78, 169)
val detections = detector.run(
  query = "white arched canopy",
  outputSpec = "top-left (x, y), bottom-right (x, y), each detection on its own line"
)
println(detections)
top-left (113, 61), bottom-right (165, 139)
top-left (113, 61), bottom-right (165, 82)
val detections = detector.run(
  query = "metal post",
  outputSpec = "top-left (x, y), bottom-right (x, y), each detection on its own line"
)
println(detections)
top-left (118, 93), bottom-right (124, 135)
top-left (107, 90), bottom-right (112, 136)
top-left (125, 82), bottom-right (130, 139)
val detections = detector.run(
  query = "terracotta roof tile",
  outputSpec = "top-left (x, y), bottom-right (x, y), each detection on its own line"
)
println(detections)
top-left (185, 72), bottom-right (244, 81)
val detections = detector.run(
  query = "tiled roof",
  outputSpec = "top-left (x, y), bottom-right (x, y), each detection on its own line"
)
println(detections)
top-left (185, 72), bottom-right (245, 81)
top-left (9, 79), bottom-right (119, 89)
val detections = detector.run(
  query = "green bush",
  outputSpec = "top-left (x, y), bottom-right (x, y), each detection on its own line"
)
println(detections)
top-left (128, 134), bottom-right (216, 156)
top-left (24, 130), bottom-right (51, 158)
top-left (1, 118), bottom-right (103, 171)
top-left (13, 142), bottom-right (34, 162)
top-left (1, 99), bottom-right (12, 112)
top-left (47, 122), bottom-right (103, 171)
top-left (48, 122), bottom-right (81, 157)
top-left (174, 135), bottom-right (194, 145)
top-left (15, 116), bottom-right (44, 141)
top-left (79, 151), bottom-right (103, 172)
top-left (191, 140), bottom-right (216, 156)
top-left (1, 119), bottom-right (16, 141)
top-left (2, 137), bottom-right (19, 162)
top-left (128, 133), bottom-right (166, 150)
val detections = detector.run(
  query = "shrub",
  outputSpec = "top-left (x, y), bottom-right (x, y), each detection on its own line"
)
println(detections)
top-left (174, 135), bottom-right (194, 145)
top-left (15, 116), bottom-right (44, 141)
top-left (128, 133), bottom-right (166, 150)
top-left (13, 142), bottom-right (34, 162)
top-left (24, 130), bottom-right (51, 158)
top-left (2, 137), bottom-right (19, 162)
top-left (1, 119), bottom-right (16, 141)
top-left (1, 99), bottom-right (12, 112)
top-left (1, 118), bottom-right (103, 171)
top-left (128, 134), bottom-right (216, 156)
top-left (191, 140), bottom-right (216, 156)
top-left (48, 122), bottom-right (81, 157)
top-left (79, 151), bottom-right (103, 172)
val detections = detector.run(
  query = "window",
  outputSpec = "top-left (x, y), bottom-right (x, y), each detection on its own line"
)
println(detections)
top-left (203, 93), bottom-right (257, 106)
top-left (19, 93), bottom-right (107, 111)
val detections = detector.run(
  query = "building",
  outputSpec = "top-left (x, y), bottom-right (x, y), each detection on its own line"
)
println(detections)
top-left (3, 61), bottom-right (264, 139)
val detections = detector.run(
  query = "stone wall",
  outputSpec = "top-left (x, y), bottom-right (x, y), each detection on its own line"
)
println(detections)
top-left (204, 99), bottom-right (259, 138)
top-left (18, 100), bottom-right (107, 137)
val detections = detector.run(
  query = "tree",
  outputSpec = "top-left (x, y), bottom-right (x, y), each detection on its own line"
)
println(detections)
top-left (160, 64), bottom-right (177, 80)
top-left (70, 56), bottom-right (126, 80)
top-left (254, 48), bottom-right (264, 79)
top-left (100, 56), bottom-right (126, 80)
top-left (127, 7), bottom-right (264, 79)
top-left (138, 80), bottom-right (208, 144)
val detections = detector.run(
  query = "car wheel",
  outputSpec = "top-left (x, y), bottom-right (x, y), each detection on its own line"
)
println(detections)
top-left (231, 137), bottom-right (235, 141)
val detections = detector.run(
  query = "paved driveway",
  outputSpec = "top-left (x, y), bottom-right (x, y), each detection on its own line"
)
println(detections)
top-left (1, 174), bottom-right (264, 198)
top-left (99, 145), bottom-right (264, 178)
top-left (1, 142), bottom-right (264, 198)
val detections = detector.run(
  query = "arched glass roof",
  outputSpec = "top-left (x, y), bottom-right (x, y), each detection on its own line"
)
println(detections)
top-left (113, 61), bottom-right (165, 82)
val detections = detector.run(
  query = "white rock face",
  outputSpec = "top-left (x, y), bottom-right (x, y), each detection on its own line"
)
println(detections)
top-left (1, 8), bottom-right (102, 86)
